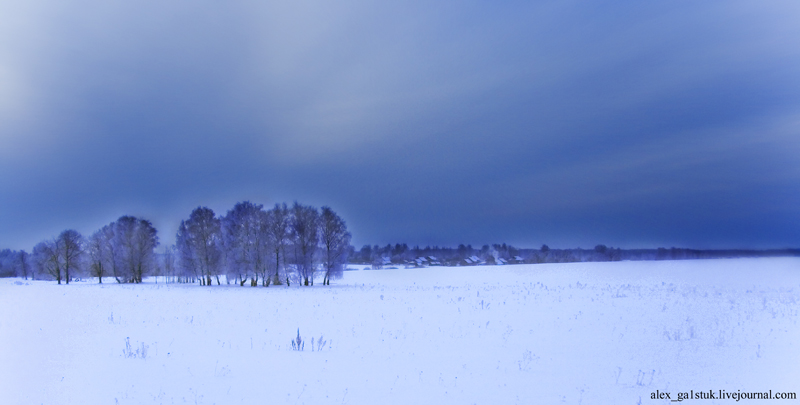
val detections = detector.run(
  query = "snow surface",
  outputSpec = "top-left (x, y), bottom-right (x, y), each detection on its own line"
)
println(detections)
top-left (1, 258), bottom-right (799, 404)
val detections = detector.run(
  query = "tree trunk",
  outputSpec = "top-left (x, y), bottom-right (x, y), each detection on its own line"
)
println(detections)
top-left (274, 252), bottom-right (281, 285)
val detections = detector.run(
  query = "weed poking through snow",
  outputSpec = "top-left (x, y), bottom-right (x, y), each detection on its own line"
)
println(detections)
top-left (292, 328), bottom-right (304, 351)
top-left (292, 329), bottom-right (330, 351)
top-left (122, 337), bottom-right (148, 359)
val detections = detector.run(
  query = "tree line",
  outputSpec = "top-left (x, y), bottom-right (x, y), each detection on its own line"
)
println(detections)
top-left (4, 215), bottom-right (797, 280)
top-left (0, 201), bottom-right (351, 286)
top-left (349, 243), bottom-right (800, 267)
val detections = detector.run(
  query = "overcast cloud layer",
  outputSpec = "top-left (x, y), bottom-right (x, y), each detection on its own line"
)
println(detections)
top-left (1, 0), bottom-right (799, 250)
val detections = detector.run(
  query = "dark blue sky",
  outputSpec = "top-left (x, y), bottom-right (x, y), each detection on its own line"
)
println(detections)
top-left (1, 1), bottom-right (799, 251)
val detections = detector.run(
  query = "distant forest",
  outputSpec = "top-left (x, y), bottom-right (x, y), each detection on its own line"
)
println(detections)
top-left (348, 243), bottom-right (800, 268)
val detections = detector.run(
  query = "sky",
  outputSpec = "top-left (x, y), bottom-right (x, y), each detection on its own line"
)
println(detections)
top-left (1, 0), bottom-right (799, 251)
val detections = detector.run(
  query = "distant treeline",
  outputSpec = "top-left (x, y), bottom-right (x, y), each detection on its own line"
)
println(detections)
top-left (349, 243), bottom-right (800, 268)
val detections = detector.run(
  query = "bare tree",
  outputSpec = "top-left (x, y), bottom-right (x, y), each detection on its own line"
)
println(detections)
top-left (319, 206), bottom-right (351, 285)
top-left (254, 209), bottom-right (271, 286)
top-left (266, 203), bottom-right (290, 285)
top-left (176, 221), bottom-right (199, 283)
top-left (16, 250), bottom-right (31, 280)
top-left (162, 245), bottom-right (177, 283)
top-left (110, 216), bottom-right (159, 283)
top-left (33, 240), bottom-right (61, 283)
top-left (290, 202), bottom-right (319, 286)
top-left (58, 230), bottom-right (85, 284)
top-left (176, 207), bottom-right (223, 286)
top-left (88, 226), bottom-right (113, 283)
top-left (221, 201), bottom-right (265, 286)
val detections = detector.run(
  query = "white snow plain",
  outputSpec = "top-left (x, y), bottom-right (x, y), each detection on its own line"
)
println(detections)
top-left (1, 258), bottom-right (799, 404)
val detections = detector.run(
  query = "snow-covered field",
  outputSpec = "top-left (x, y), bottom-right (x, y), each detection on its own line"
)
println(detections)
top-left (1, 258), bottom-right (798, 404)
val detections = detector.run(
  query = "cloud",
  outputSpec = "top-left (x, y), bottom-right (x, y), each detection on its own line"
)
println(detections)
top-left (0, 0), bottom-right (799, 250)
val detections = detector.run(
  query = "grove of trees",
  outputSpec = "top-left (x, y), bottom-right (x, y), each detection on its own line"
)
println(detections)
top-left (6, 200), bottom-right (352, 287)
top-left (173, 201), bottom-right (351, 287)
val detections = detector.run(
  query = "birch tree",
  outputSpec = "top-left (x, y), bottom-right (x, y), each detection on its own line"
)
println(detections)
top-left (290, 202), bottom-right (319, 286)
top-left (88, 226), bottom-right (113, 283)
top-left (110, 216), bottom-right (159, 283)
top-left (57, 229), bottom-right (85, 284)
top-left (221, 201), bottom-right (264, 286)
top-left (176, 207), bottom-right (223, 286)
top-left (266, 203), bottom-right (290, 285)
top-left (33, 240), bottom-right (61, 283)
top-left (319, 206), bottom-right (351, 285)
